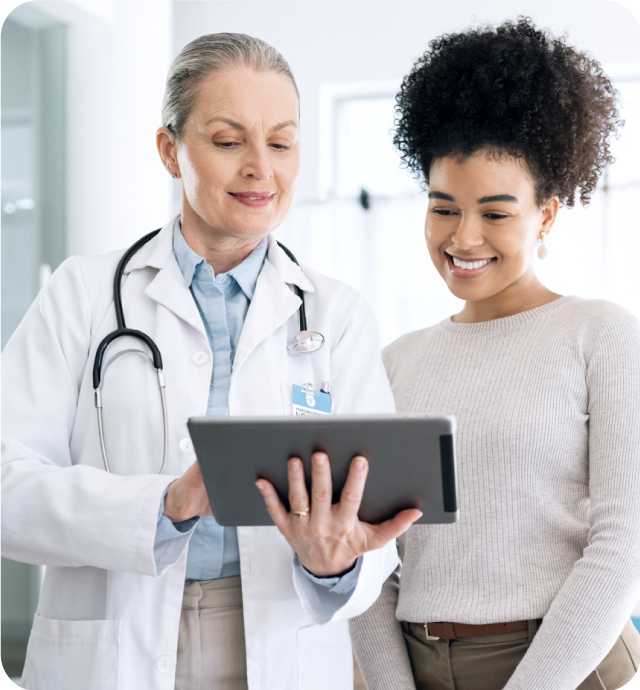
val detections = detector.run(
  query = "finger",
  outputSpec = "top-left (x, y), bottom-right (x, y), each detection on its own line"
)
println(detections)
top-left (256, 479), bottom-right (291, 533)
top-left (362, 508), bottom-right (423, 550)
top-left (309, 452), bottom-right (333, 522)
top-left (287, 457), bottom-right (310, 517)
top-left (336, 456), bottom-right (368, 522)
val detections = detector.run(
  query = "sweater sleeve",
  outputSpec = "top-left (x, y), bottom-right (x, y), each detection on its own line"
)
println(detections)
top-left (504, 314), bottom-right (640, 690)
top-left (349, 537), bottom-right (417, 690)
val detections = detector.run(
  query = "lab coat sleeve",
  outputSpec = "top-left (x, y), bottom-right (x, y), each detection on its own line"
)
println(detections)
top-left (292, 290), bottom-right (400, 624)
top-left (1, 257), bottom-right (189, 577)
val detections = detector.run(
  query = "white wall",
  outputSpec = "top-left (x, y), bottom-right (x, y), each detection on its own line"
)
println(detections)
top-left (26, 0), bottom-right (174, 256)
top-left (173, 0), bottom-right (640, 202)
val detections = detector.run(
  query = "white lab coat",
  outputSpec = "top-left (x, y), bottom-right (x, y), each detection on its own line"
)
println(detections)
top-left (1, 216), bottom-right (398, 690)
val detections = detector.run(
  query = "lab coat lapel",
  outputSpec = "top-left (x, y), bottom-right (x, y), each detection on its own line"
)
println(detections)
top-left (144, 258), bottom-right (206, 338)
top-left (122, 215), bottom-right (206, 338)
top-left (233, 258), bottom-right (300, 373)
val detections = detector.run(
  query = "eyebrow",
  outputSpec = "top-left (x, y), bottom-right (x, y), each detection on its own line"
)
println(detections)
top-left (203, 117), bottom-right (297, 132)
top-left (428, 191), bottom-right (519, 203)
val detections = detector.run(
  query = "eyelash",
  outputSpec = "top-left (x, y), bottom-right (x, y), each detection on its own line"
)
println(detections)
top-left (213, 142), bottom-right (290, 151)
top-left (432, 209), bottom-right (509, 221)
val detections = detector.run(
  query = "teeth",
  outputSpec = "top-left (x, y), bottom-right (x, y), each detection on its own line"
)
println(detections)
top-left (451, 256), bottom-right (493, 270)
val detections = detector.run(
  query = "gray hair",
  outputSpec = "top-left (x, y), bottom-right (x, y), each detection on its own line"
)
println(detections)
top-left (162, 33), bottom-right (299, 140)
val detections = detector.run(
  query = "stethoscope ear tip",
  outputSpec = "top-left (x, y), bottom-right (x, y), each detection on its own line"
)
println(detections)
top-left (287, 330), bottom-right (325, 354)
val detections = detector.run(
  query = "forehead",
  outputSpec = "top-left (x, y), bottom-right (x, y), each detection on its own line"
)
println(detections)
top-left (430, 151), bottom-right (536, 202)
top-left (190, 66), bottom-right (299, 127)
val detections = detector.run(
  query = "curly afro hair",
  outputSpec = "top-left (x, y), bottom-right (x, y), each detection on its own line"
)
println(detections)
top-left (394, 17), bottom-right (622, 206)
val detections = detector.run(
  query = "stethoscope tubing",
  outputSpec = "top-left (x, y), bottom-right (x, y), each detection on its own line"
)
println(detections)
top-left (93, 230), bottom-right (320, 474)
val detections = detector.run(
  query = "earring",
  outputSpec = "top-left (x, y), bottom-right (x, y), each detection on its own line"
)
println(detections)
top-left (171, 173), bottom-right (178, 179)
top-left (537, 231), bottom-right (548, 259)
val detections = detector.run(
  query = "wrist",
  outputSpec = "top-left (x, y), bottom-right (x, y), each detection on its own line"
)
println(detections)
top-left (301, 558), bottom-right (358, 579)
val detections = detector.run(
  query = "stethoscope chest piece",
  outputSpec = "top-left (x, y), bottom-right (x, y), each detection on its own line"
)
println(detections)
top-left (287, 330), bottom-right (325, 354)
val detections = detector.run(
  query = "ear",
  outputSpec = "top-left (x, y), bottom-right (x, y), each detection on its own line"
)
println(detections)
top-left (156, 127), bottom-right (181, 178)
top-left (540, 196), bottom-right (559, 238)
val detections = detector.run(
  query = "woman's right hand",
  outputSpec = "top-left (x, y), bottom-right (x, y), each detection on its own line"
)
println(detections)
top-left (163, 461), bottom-right (213, 522)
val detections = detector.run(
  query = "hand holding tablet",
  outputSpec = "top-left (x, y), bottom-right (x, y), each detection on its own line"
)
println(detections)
top-left (256, 452), bottom-right (422, 577)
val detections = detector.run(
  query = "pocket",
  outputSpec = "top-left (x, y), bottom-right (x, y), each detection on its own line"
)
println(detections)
top-left (22, 614), bottom-right (120, 690)
top-left (583, 620), bottom-right (639, 690)
top-left (297, 622), bottom-right (352, 690)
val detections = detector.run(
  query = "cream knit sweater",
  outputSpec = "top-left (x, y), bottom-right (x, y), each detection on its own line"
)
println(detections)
top-left (350, 296), bottom-right (640, 690)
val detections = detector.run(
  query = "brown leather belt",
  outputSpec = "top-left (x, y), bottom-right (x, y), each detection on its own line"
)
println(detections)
top-left (424, 620), bottom-right (537, 641)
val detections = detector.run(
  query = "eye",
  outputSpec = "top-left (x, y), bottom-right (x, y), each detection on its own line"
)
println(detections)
top-left (269, 143), bottom-right (291, 151)
top-left (432, 208), bottom-right (457, 216)
top-left (485, 213), bottom-right (509, 220)
top-left (213, 141), bottom-right (240, 148)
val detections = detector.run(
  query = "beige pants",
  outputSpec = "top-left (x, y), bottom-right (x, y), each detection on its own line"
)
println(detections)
top-left (402, 619), bottom-right (640, 690)
top-left (175, 577), bottom-right (249, 690)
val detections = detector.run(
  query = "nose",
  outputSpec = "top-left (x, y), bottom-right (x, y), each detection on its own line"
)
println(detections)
top-left (450, 214), bottom-right (484, 251)
top-left (241, 141), bottom-right (273, 181)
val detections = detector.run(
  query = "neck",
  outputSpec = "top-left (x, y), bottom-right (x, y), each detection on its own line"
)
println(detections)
top-left (453, 273), bottom-right (561, 323)
top-left (180, 204), bottom-right (266, 275)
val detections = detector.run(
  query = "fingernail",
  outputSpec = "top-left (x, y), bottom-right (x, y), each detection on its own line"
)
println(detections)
top-left (354, 456), bottom-right (366, 469)
top-left (314, 455), bottom-right (326, 466)
top-left (290, 459), bottom-right (302, 472)
top-left (255, 481), bottom-right (264, 491)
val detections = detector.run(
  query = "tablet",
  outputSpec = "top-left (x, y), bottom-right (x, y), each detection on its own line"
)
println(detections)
top-left (187, 414), bottom-right (458, 527)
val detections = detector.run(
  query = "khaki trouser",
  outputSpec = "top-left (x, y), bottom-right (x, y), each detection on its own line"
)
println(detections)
top-left (175, 576), bottom-right (248, 690)
top-left (402, 619), bottom-right (640, 690)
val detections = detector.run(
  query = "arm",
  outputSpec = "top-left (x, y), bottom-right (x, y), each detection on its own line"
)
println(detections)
top-left (1, 258), bottom-right (187, 576)
top-left (350, 563), bottom-right (417, 690)
top-left (504, 314), bottom-right (640, 690)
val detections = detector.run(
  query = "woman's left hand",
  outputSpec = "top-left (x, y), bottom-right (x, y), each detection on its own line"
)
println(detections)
top-left (256, 453), bottom-right (422, 577)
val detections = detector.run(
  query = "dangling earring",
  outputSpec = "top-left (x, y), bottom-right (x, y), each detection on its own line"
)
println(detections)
top-left (537, 231), bottom-right (548, 259)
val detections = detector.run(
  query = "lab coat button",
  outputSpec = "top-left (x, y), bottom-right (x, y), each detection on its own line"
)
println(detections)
top-left (156, 654), bottom-right (174, 672)
top-left (179, 437), bottom-right (194, 454)
top-left (192, 351), bottom-right (209, 365)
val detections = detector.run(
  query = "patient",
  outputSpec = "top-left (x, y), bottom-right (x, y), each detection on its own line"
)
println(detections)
top-left (350, 17), bottom-right (640, 690)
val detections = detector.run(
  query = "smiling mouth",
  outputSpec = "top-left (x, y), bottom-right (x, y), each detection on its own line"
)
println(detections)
top-left (445, 251), bottom-right (497, 276)
top-left (229, 192), bottom-right (274, 200)
top-left (450, 255), bottom-right (495, 270)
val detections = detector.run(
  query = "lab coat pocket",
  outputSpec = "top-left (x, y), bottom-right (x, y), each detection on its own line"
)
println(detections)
top-left (297, 621), bottom-right (352, 690)
top-left (22, 614), bottom-right (120, 690)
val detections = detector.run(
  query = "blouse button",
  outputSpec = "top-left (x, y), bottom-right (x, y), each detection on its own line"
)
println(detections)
top-left (192, 351), bottom-right (209, 365)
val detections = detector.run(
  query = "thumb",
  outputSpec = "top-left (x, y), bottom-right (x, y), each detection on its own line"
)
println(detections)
top-left (364, 508), bottom-right (422, 549)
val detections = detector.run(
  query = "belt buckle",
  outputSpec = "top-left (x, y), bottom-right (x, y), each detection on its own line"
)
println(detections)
top-left (424, 623), bottom-right (440, 640)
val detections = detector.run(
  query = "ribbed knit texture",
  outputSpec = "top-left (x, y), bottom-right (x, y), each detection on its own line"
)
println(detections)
top-left (350, 296), bottom-right (640, 690)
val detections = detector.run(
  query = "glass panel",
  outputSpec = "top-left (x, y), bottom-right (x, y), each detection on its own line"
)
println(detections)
top-left (1, 11), bottom-right (66, 681)
top-left (2, 120), bottom-right (40, 341)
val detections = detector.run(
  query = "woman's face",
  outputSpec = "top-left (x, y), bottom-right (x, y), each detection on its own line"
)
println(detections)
top-left (425, 150), bottom-right (558, 311)
top-left (161, 66), bottom-right (300, 243)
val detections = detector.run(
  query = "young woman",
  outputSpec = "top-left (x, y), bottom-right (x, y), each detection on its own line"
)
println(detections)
top-left (350, 17), bottom-right (640, 690)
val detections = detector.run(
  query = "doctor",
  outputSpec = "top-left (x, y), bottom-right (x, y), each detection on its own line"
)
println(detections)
top-left (1, 33), bottom-right (419, 690)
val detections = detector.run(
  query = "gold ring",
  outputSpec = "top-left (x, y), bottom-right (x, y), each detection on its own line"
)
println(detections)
top-left (291, 507), bottom-right (310, 519)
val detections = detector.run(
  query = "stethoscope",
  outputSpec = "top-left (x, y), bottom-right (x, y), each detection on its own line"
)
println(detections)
top-left (93, 229), bottom-right (324, 474)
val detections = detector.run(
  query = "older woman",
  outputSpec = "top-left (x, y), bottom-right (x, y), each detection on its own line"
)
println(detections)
top-left (350, 18), bottom-right (640, 690)
top-left (1, 34), bottom-right (418, 690)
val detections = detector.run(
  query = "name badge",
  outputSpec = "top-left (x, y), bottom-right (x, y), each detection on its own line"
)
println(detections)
top-left (291, 383), bottom-right (332, 416)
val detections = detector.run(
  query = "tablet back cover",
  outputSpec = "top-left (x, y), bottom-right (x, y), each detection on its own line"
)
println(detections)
top-left (188, 414), bottom-right (457, 526)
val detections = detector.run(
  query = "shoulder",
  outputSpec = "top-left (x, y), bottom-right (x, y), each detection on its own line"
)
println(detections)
top-left (556, 296), bottom-right (637, 328)
top-left (382, 325), bottom-right (443, 382)
top-left (552, 297), bottom-right (640, 353)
